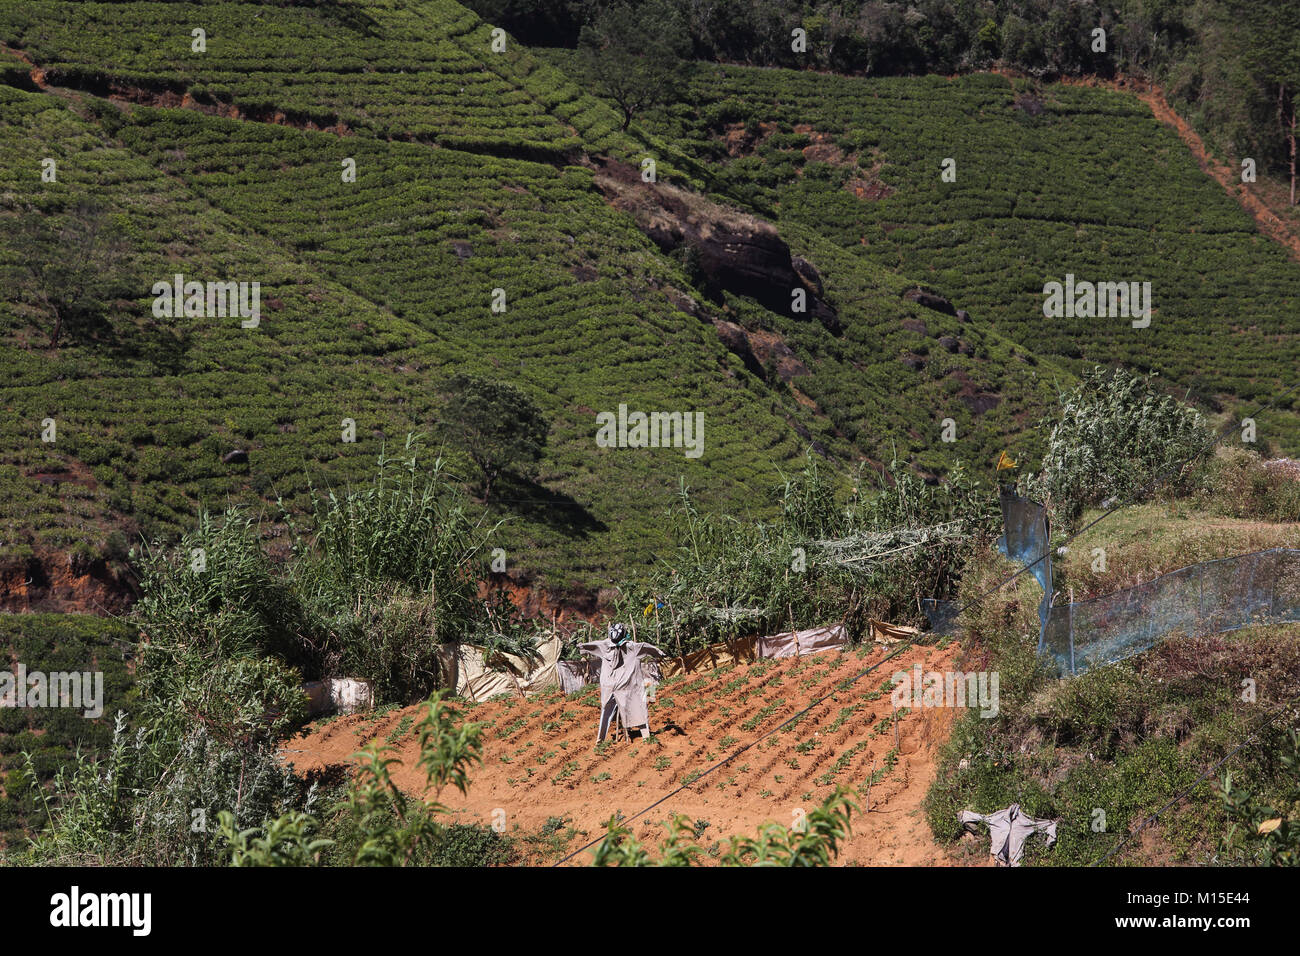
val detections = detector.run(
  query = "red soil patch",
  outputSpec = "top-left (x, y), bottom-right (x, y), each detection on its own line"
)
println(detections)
top-left (0, 551), bottom-right (137, 614)
top-left (845, 177), bottom-right (893, 201)
top-left (285, 641), bottom-right (964, 865)
top-left (479, 576), bottom-right (601, 625)
top-left (722, 120), bottom-right (779, 156)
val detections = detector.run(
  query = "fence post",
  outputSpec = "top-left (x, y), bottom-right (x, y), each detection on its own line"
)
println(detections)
top-left (1068, 590), bottom-right (1076, 676)
top-left (1197, 563), bottom-right (1204, 637)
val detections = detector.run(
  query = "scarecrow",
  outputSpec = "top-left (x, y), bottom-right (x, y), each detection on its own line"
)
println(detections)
top-left (579, 622), bottom-right (664, 741)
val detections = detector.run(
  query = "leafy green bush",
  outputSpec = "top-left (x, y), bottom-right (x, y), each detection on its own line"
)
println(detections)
top-left (1220, 729), bottom-right (1300, 866)
top-left (426, 823), bottom-right (515, 866)
top-left (215, 692), bottom-right (483, 867)
top-left (1192, 448), bottom-right (1300, 523)
top-left (1032, 367), bottom-right (1210, 521)
top-left (132, 439), bottom-right (518, 703)
top-left (590, 786), bottom-right (858, 866)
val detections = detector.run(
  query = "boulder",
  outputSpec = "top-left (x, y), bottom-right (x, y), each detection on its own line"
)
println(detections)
top-left (594, 163), bottom-right (840, 334)
top-left (903, 287), bottom-right (957, 316)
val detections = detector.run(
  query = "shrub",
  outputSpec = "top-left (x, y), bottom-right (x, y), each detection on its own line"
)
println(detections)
top-left (1033, 367), bottom-right (1210, 521)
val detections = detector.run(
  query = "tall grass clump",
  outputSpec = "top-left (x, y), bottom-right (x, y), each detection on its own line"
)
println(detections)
top-left (23, 439), bottom-right (524, 865)
top-left (290, 437), bottom-right (517, 701)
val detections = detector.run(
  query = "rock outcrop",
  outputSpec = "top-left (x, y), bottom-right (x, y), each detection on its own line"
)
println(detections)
top-left (902, 287), bottom-right (957, 316)
top-left (593, 160), bottom-right (841, 334)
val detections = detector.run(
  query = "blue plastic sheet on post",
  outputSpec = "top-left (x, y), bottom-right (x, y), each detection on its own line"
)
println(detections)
top-left (996, 486), bottom-right (1053, 653)
top-left (922, 486), bottom-right (1053, 649)
top-left (923, 489), bottom-right (1300, 678)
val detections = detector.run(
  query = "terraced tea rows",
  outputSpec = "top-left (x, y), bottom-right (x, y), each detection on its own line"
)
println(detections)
top-left (0, 86), bottom-right (816, 582)
top-left (7, 0), bottom-right (1289, 595)
top-left (0, 83), bottom-right (457, 557)
top-left (633, 65), bottom-right (1300, 451)
top-left (0, 78), bottom-right (1061, 583)
top-left (0, 0), bottom-right (644, 162)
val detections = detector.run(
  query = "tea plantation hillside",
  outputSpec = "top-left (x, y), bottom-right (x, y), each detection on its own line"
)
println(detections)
top-left (0, 0), bottom-right (1069, 592)
top-left (606, 62), bottom-right (1300, 453)
top-left (0, 0), bottom-right (646, 162)
top-left (0, 78), bottom-right (803, 586)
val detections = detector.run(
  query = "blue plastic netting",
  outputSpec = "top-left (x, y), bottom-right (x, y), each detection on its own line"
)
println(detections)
top-left (926, 489), bottom-right (1300, 677)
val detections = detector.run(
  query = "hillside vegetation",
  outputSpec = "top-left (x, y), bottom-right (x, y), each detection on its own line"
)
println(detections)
top-left (0, 0), bottom-right (1090, 592)
top-left (1, 0), bottom-right (1298, 869)
top-left (614, 61), bottom-right (1300, 451)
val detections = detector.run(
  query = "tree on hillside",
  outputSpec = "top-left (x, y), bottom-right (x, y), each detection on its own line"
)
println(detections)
top-left (442, 375), bottom-right (549, 502)
top-left (578, 0), bottom-right (691, 130)
top-left (1225, 0), bottom-right (1300, 204)
top-left (5, 199), bottom-right (134, 348)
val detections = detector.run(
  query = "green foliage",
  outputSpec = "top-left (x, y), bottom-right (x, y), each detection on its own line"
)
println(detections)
top-left (1, 198), bottom-right (136, 347)
top-left (442, 376), bottom-right (549, 501)
top-left (25, 711), bottom-right (306, 866)
top-left (219, 692), bottom-right (484, 867)
top-left (1190, 448), bottom-right (1300, 523)
top-left (163, 655), bottom-right (307, 751)
top-left (134, 508), bottom-right (315, 669)
top-left (590, 785), bottom-right (858, 866)
top-left (620, 454), bottom-right (997, 652)
top-left (577, 0), bottom-right (690, 130)
top-left (133, 440), bottom-right (511, 703)
top-left (1220, 729), bottom-right (1300, 866)
top-left (425, 822), bottom-right (515, 866)
top-left (924, 565), bottom-right (1300, 865)
top-left (1033, 367), bottom-right (1210, 520)
top-left (0, 614), bottom-right (135, 849)
top-left (631, 64), bottom-right (1300, 457)
top-left (219, 809), bottom-right (331, 867)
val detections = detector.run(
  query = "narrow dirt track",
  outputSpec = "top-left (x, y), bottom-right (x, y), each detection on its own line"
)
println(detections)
top-left (285, 641), bottom-right (965, 865)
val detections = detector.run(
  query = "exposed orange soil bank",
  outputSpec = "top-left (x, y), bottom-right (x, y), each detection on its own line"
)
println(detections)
top-left (285, 641), bottom-right (965, 865)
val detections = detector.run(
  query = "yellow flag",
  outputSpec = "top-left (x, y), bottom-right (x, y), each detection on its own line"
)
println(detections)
top-left (995, 450), bottom-right (1016, 472)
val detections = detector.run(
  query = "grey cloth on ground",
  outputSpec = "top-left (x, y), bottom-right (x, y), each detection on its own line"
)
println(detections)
top-left (578, 638), bottom-right (664, 739)
top-left (958, 804), bottom-right (1057, 866)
